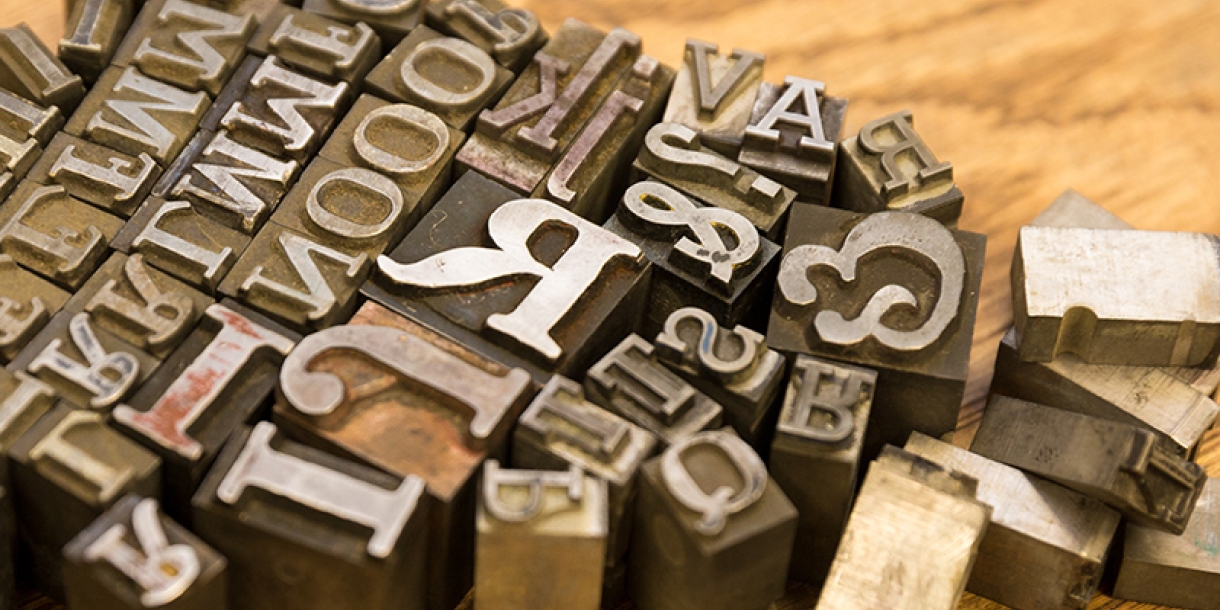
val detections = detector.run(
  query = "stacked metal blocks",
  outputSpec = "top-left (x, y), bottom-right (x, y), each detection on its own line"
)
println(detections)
top-left (0, 2), bottom-right (1216, 610)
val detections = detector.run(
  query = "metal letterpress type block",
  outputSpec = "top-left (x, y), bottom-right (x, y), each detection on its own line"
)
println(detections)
top-left (538, 56), bottom-right (675, 222)
top-left (301, 0), bottom-right (424, 44)
top-left (606, 180), bottom-right (780, 337)
top-left (476, 461), bottom-right (607, 610)
top-left (0, 24), bottom-right (85, 113)
top-left (63, 252), bottom-right (212, 358)
top-left (8, 404), bottom-right (161, 600)
top-left (905, 433), bottom-right (1119, 610)
top-left (833, 110), bottom-right (964, 225)
top-left (972, 395), bottom-right (1206, 534)
top-left (739, 78), bottom-right (848, 205)
top-left (1013, 225), bottom-right (1220, 367)
top-left (0, 484), bottom-right (11, 610)
top-left (59, 0), bottom-right (133, 83)
top-left (193, 422), bottom-right (430, 610)
top-left (111, 301), bottom-right (297, 520)
top-left (768, 356), bottom-right (874, 584)
top-left (425, 0), bottom-right (547, 72)
top-left (768, 204), bottom-right (984, 453)
top-left (27, 132), bottom-right (161, 219)
top-left (248, 5), bottom-right (381, 85)
top-left (113, 197), bottom-right (252, 293)
top-left (274, 302), bottom-right (535, 610)
top-left (654, 306), bottom-right (785, 449)
top-left (0, 181), bottom-right (124, 290)
top-left (457, 20), bottom-right (642, 195)
top-left (368, 171), bottom-right (652, 384)
top-left (585, 334), bottom-right (723, 449)
top-left (662, 39), bottom-right (764, 157)
top-left (1114, 478), bottom-right (1220, 609)
top-left (219, 56), bottom-right (351, 162)
top-left (63, 495), bottom-right (227, 610)
top-left (0, 369), bottom-right (55, 484)
top-left (629, 428), bottom-right (796, 610)
top-left (365, 26), bottom-right (513, 131)
top-left (0, 89), bottom-right (61, 202)
top-left (112, 0), bottom-right (256, 96)
top-left (816, 447), bottom-right (989, 610)
top-left (633, 122), bottom-right (796, 239)
top-left (0, 255), bottom-right (69, 364)
top-left (9, 310), bottom-right (159, 412)
top-left (316, 93), bottom-right (461, 226)
top-left (512, 375), bottom-right (657, 606)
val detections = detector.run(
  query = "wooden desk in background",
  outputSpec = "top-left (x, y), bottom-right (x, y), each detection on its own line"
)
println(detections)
top-left (10, 0), bottom-right (1220, 608)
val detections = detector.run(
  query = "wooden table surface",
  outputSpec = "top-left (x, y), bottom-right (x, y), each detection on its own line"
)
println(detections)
top-left (12, 1), bottom-right (1220, 609)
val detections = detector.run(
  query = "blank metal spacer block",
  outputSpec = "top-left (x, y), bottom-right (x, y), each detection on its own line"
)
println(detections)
top-left (7, 404), bottom-right (161, 601)
top-left (971, 395), bottom-right (1206, 534)
top-left (767, 204), bottom-right (985, 454)
top-left (768, 356), bottom-right (874, 585)
top-left (662, 39), bottom-right (764, 157)
top-left (632, 122), bottom-right (796, 240)
top-left (905, 433), bottom-right (1120, 610)
top-left (832, 109), bottom-right (963, 226)
top-left (628, 428), bottom-right (796, 610)
top-left (585, 334), bottom-right (723, 449)
top-left (815, 446), bottom-right (990, 610)
top-left (63, 495), bottom-right (228, 610)
top-left (654, 306), bottom-right (786, 449)
top-left (247, 5), bottom-right (382, 86)
top-left (475, 461), bottom-right (608, 610)
top-left (0, 23), bottom-right (85, 114)
top-left (738, 77), bottom-right (848, 206)
top-left (192, 422), bottom-right (431, 610)
top-left (1114, 478), bottom-right (1220, 610)
top-left (1012, 225), bottom-right (1220, 367)
top-left (425, 0), bottom-right (547, 72)
top-left (58, 0), bottom-right (133, 83)
top-left (992, 327), bottom-right (1220, 456)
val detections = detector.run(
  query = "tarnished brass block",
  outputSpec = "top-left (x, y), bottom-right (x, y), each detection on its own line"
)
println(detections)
top-left (0, 254), bottom-right (69, 364)
top-left (425, 0), bottom-right (547, 72)
top-left (248, 5), bottom-right (382, 85)
top-left (661, 39), bottom-right (764, 156)
top-left (27, 132), bottom-right (161, 219)
top-left (0, 181), bottom-right (123, 290)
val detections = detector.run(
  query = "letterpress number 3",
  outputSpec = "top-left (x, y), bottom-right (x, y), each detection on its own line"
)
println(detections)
top-left (777, 211), bottom-right (964, 351)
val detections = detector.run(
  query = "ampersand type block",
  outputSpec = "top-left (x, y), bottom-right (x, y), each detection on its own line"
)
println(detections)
top-left (7, 403), bottom-right (161, 601)
top-left (628, 428), bottom-right (796, 610)
top-left (767, 204), bottom-right (985, 454)
top-left (475, 461), bottom-right (608, 610)
top-left (815, 447), bottom-right (990, 610)
top-left (0, 181), bottom-right (124, 290)
top-left (654, 306), bottom-right (786, 449)
top-left (972, 395), bottom-right (1206, 534)
top-left (605, 180), bottom-right (780, 339)
top-left (832, 109), bottom-right (964, 226)
top-left (366, 170), bottom-right (652, 384)
top-left (63, 495), bottom-right (228, 610)
top-left (425, 0), bottom-right (548, 72)
top-left (905, 433), bottom-right (1119, 610)
top-left (661, 39), bottom-right (764, 157)
top-left (0, 254), bottom-right (69, 364)
top-left (193, 422), bottom-right (431, 610)
top-left (632, 122), bottom-right (796, 240)
top-left (274, 300), bottom-right (535, 610)
top-left (110, 0), bottom-right (256, 96)
top-left (512, 375), bottom-right (658, 606)
top-left (112, 300), bottom-right (298, 520)
top-left (248, 5), bottom-right (382, 86)
top-left (768, 356), bottom-right (874, 584)
top-left (738, 78), bottom-right (848, 205)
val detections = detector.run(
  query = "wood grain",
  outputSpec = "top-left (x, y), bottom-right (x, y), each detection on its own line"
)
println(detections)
top-left (14, 1), bottom-right (1220, 609)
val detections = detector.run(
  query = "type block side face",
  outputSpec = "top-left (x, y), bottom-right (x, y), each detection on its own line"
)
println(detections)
top-left (815, 448), bottom-right (990, 610)
top-left (1013, 225), bottom-right (1220, 367)
top-left (971, 395), bottom-right (1206, 534)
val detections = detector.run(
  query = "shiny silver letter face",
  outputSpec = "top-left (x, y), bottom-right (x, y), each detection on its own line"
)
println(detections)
top-left (171, 132), bottom-right (299, 233)
top-left (778, 211), bottom-right (964, 352)
top-left (660, 430), bottom-right (767, 535)
top-left (270, 16), bottom-right (377, 80)
top-left (685, 40), bottom-right (764, 118)
top-left (482, 460), bottom-right (583, 522)
top-left (858, 110), bottom-right (952, 198)
top-left (217, 421), bottom-right (427, 558)
top-left (239, 232), bottom-right (369, 321)
top-left (378, 198), bottom-right (643, 362)
top-left (132, 0), bottom-right (256, 93)
top-left (84, 67), bottom-right (209, 162)
top-left (28, 313), bottom-right (140, 410)
top-left (220, 58), bottom-right (349, 158)
top-left (83, 498), bottom-right (200, 607)
top-left (743, 76), bottom-right (833, 161)
top-left (131, 200), bottom-right (235, 286)
top-left (85, 254), bottom-right (196, 353)
top-left (352, 104), bottom-right (450, 176)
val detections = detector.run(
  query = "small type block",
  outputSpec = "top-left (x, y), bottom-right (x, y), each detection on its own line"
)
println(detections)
top-left (247, 5), bottom-right (382, 85)
top-left (58, 0), bottom-right (134, 83)
top-left (425, 0), bottom-right (547, 72)
top-left (0, 23), bottom-right (86, 113)
top-left (661, 39), bottom-right (764, 157)
top-left (0, 181), bottom-right (124, 290)
top-left (113, 197), bottom-right (252, 293)
top-left (27, 132), bottom-right (161, 219)
top-left (0, 254), bottom-right (69, 364)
